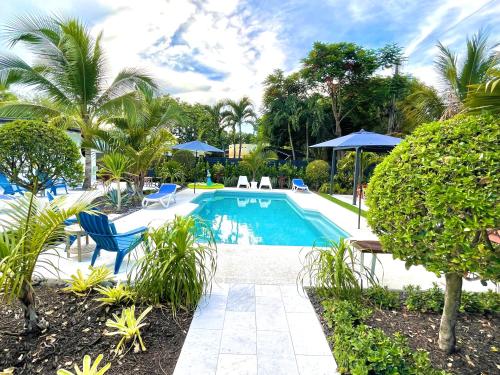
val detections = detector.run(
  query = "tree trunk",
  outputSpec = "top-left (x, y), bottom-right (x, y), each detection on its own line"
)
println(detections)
top-left (305, 121), bottom-right (309, 161)
top-left (116, 179), bottom-right (121, 210)
top-left (83, 148), bottom-right (93, 189)
top-left (19, 282), bottom-right (44, 332)
top-left (438, 272), bottom-right (462, 353)
top-left (238, 123), bottom-right (242, 159)
top-left (387, 64), bottom-right (399, 134)
top-left (329, 92), bottom-right (342, 137)
top-left (287, 121), bottom-right (296, 161)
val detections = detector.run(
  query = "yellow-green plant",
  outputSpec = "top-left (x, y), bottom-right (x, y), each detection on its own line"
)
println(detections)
top-left (95, 283), bottom-right (135, 306)
top-left (105, 305), bottom-right (152, 355)
top-left (57, 354), bottom-right (111, 375)
top-left (63, 266), bottom-right (113, 296)
top-left (0, 192), bottom-right (93, 332)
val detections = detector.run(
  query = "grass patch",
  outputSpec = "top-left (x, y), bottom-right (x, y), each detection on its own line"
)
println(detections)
top-left (318, 193), bottom-right (367, 218)
top-left (187, 182), bottom-right (224, 190)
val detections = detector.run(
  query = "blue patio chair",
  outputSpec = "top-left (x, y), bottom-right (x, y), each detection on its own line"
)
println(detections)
top-left (0, 173), bottom-right (25, 195)
top-left (141, 183), bottom-right (177, 208)
top-left (46, 178), bottom-right (68, 195)
top-left (78, 211), bottom-right (147, 274)
top-left (291, 178), bottom-right (309, 192)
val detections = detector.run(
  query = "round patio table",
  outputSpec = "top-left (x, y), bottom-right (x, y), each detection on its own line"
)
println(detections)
top-left (64, 224), bottom-right (90, 262)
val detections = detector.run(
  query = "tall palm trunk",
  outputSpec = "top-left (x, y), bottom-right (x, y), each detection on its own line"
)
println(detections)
top-left (287, 121), bottom-right (296, 161)
top-left (83, 148), bottom-right (93, 189)
top-left (238, 122), bottom-right (242, 159)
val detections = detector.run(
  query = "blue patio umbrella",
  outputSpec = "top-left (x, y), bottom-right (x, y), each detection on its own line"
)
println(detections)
top-left (311, 129), bottom-right (401, 228)
top-left (172, 141), bottom-right (224, 193)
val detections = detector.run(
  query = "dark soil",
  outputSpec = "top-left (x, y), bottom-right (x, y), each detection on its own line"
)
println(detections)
top-left (0, 284), bottom-right (192, 374)
top-left (307, 289), bottom-right (500, 375)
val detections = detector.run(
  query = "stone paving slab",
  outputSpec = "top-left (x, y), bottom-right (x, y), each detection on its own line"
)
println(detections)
top-left (173, 283), bottom-right (339, 375)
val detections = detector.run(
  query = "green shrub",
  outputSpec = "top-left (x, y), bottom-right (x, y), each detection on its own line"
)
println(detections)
top-left (157, 160), bottom-right (185, 183)
top-left (334, 151), bottom-right (384, 193)
top-left (459, 291), bottom-right (482, 313)
top-left (171, 149), bottom-right (196, 170)
top-left (131, 215), bottom-right (217, 314)
top-left (298, 239), bottom-right (362, 300)
top-left (305, 159), bottom-right (330, 190)
top-left (318, 182), bottom-right (331, 193)
top-left (403, 284), bottom-right (444, 313)
top-left (477, 290), bottom-right (500, 313)
top-left (0, 120), bottom-right (83, 192)
top-left (364, 285), bottom-right (401, 309)
top-left (322, 299), bottom-right (446, 375)
top-left (366, 114), bottom-right (499, 353)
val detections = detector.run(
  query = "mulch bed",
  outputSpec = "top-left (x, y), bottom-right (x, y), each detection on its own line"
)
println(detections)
top-left (307, 289), bottom-right (499, 375)
top-left (91, 195), bottom-right (143, 216)
top-left (0, 284), bottom-right (193, 374)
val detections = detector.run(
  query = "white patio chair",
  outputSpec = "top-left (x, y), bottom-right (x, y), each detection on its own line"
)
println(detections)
top-left (259, 176), bottom-right (272, 190)
top-left (237, 176), bottom-right (250, 188)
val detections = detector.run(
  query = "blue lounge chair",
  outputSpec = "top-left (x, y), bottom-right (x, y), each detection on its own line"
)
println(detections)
top-left (142, 183), bottom-right (177, 208)
top-left (292, 178), bottom-right (309, 192)
top-left (46, 178), bottom-right (68, 195)
top-left (78, 211), bottom-right (147, 274)
top-left (0, 173), bottom-right (25, 195)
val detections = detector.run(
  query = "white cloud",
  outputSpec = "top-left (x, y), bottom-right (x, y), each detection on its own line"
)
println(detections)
top-left (90, 0), bottom-right (286, 108)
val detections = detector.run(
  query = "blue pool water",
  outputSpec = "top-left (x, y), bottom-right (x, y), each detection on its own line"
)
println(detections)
top-left (190, 191), bottom-right (349, 246)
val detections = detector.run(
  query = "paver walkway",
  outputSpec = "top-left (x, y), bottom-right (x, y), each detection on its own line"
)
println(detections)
top-left (174, 283), bottom-right (338, 375)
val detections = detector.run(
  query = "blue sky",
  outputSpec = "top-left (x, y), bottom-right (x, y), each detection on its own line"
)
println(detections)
top-left (1, 0), bottom-right (499, 109)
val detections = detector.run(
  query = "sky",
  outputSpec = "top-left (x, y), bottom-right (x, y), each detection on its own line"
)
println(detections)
top-left (1, 0), bottom-right (499, 110)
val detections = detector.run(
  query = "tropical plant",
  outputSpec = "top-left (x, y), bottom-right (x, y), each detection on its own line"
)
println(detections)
top-left (0, 120), bottom-right (83, 192)
top-left (205, 100), bottom-right (231, 150)
top-left (298, 239), bottom-right (369, 300)
top-left (156, 160), bottom-right (185, 184)
top-left (105, 305), bottom-right (152, 355)
top-left (63, 266), bottom-right (113, 296)
top-left (0, 15), bottom-right (156, 188)
top-left (95, 283), bottom-right (135, 306)
top-left (363, 285), bottom-right (401, 309)
top-left (0, 193), bottom-right (92, 331)
top-left (131, 215), bottom-right (217, 314)
top-left (301, 42), bottom-right (380, 136)
top-left (240, 146), bottom-right (275, 181)
top-left (466, 67), bottom-right (500, 114)
top-left (98, 153), bottom-right (131, 210)
top-left (435, 29), bottom-right (499, 118)
top-left (88, 93), bottom-right (177, 197)
top-left (305, 160), bottom-right (330, 190)
top-left (225, 97), bottom-right (256, 158)
top-left (57, 354), bottom-right (111, 375)
top-left (367, 114), bottom-right (499, 353)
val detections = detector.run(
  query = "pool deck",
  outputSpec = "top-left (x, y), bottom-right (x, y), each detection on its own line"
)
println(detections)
top-left (6, 187), bottom-right (494, 375)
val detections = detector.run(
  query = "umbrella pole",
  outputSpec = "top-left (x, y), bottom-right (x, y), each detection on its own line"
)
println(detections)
top-left (358, 150), bottom-right (363, 229)
top-left (329, 149), bottom-right (337, 194)
top-left (194, 151), bottom-right (197, 194)
top-left (352, 147), bottom-right (361, 205)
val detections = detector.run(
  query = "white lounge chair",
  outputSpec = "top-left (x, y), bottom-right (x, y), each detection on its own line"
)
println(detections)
top-left (142, 183), bottom-right (177, 208)
top-left (291, 178), bottom-right (309, 192)
top-left (237, 176), bottom-right (250, 188)
top-left (259, 176), bottom-right (272, 190)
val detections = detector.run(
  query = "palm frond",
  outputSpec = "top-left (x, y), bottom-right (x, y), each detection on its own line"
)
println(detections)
top-left (0, 101), bottom-right (61, 119)
top-left (435, 42), bottom-right (460, 95)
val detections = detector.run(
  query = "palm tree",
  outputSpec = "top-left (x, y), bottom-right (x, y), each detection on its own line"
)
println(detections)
top-left (435, 29), bottom-right (499, 118)
top-left (465, 67), bottom-right (500, 114)
top-left (205, 100), bottom-right (230, 151)
top-left (87, 92), bottom-right (178, 198)
top-left (225, 97), bottom-right (256, 158)
top-left (0, 15), bottom-right (156, 188)
top-left (98, 152), bottom-right (131, 210)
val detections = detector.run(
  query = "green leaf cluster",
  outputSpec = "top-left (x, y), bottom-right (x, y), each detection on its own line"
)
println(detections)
top-left (305, 159), bottom-right (330, 190)
top-left (63, 266), bottom-right (113, 296)
top-left (57, 354), bottom-right (111, 375)
top-left (0, 120), bottom-right (83, 192)
top-left (322, 299), bottom-right (447, 375)
top-left (367, 114), bottom-right (500, 280)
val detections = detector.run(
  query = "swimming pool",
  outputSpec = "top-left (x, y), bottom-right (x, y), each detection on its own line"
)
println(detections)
top-left (190, 191), bottom-right (349, 246)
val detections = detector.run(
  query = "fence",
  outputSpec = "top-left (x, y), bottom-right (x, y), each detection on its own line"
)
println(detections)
top-left (205, 157), bottom-right (308, 168)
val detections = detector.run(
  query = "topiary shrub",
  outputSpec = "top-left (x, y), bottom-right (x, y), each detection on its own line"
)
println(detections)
top-left (366, 114), bottom-right (499, 353)
top-left (305, 159), bottom-right (330, 190)
top-left (0, 120), bottom-right (83, 192)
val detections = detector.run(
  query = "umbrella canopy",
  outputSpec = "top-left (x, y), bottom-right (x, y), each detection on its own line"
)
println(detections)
top-left (171, 140), bottom-right (224, 194)
top-left (172, 140), bottom-right (224, 153)
top-left (311, 129), bottom-right (402, 229)
top-left (310, 129), bottom-right (401, 151)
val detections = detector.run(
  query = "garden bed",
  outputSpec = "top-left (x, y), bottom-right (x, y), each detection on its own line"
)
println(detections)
top-left (308, 289), bottom-right (499, 375)
top-left (0, 283), bottom-right (192, 374)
